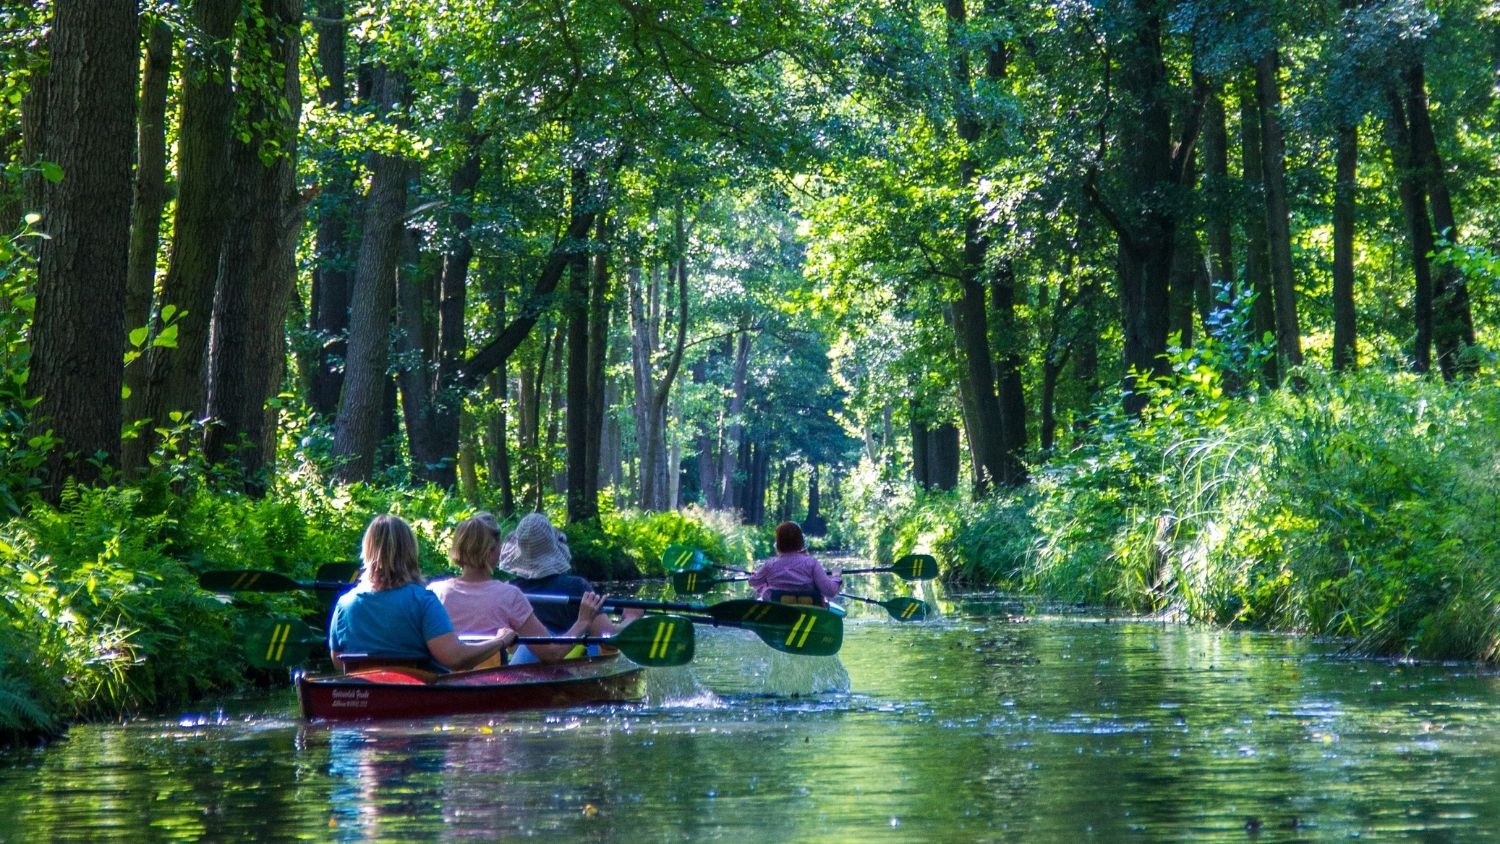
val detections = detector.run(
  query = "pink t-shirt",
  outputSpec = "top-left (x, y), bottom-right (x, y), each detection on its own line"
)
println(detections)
top-left (427, 578), bottom-right (536, 636)
top-left (748, 551), bottom-right (842, 602)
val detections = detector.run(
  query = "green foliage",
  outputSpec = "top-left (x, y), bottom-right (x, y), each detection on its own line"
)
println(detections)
top-left (0, 217), bottom-right (51, 516)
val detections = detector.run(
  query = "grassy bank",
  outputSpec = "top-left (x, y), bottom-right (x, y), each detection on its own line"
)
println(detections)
top-left (0, 474), bottom-right (751, 745)
top-left (845, 368), bottom-right (1500, 661)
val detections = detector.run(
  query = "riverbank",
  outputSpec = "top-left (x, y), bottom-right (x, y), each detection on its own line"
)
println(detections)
top-left (0, 478), bottom-right (757, 746)
top-left (854, 368), bottom-right (1500, 662)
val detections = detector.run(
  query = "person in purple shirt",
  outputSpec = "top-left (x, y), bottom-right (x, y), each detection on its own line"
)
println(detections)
top-left (748, 521), bottom-right (842, 607)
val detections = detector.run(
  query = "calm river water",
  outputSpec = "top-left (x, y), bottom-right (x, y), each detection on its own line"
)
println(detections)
top-left (5, 589), bottom-right (1500, 842)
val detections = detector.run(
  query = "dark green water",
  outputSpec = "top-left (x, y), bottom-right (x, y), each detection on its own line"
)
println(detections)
top-left (6, 592), bottom-right (1500, 842)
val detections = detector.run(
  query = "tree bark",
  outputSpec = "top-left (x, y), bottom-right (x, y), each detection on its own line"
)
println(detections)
top-left (583, 214), bottom-right (611, 512)
top-left (1200, 82), bottom-right (1234, 326)
top-left (1238, 74), bottom-right (1277, 382)
top-left (1402, 60), bottom-right (1476, 378)
top-left (204, 0), bottom-right (304, 491)
top-left (309, 0), bottom-right (353, 416)
top-left (717, 316), bottom-right (752, 513)
top-left (1086, 0), bottom-right (1199, 415)
top-left (943, 0), bottom-right (1023, 491)
top-left (123, 20), bottom-right (173, 423)
top-left (1256, 47), bottom-right (1302, 372)
top-left (133, 0), bottom-right (240, 470)
top-left (1332, 121), bottom-right (1358, 371)
top-left (1385, 90), bottom-right (1434, 374)
top-left (331, 67), bottom-right (409, 483)
top-left (25, 0), bottom-right (139, 498)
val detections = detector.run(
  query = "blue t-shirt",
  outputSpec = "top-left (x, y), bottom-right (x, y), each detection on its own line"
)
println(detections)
top-left (513, 573), bottom-right (593, 633)
top-left (328, 582), bottom-right (454, 659)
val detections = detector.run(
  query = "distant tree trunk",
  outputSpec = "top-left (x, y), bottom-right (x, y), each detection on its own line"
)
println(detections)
top-left (25, 0), bottom-right (139, 498)
top-left (1256, 47), bottom-right (1302, 372)
top-left (585, 217), bottom-right (611, 505)
top-left (1332, 122), bottom-right (1358, 371)
top-left (717, 317), bottom-right (752, 513)
top-left (331, 67), bottom-right (408, 483)
top-left (397, 89), bottom-right (481, 488)
top-left (204, 0), bottom-right (304, 492)
top-left (485, 370), bottom-right (515, 516)
top-left (1200, 82), bottom-right (1234, 326)
top-left (133, 0), bottom-right (240, 471)
top-left (308, 0), bottom-right (353, 417)
top-left (1238, 75), bottom-right (1277, 382)
top-left (1087, 0), bottom-right (1200, 416)
top-left (544, 324), bottom-right (566, 496)
top-left (693, 360), bottom-right (718, 509)
top-left (123, 20), bottom-right (172, 424)
top-left (1402, 60), bottom-right (1476, 378)
top-left (631, 209), bottom-right (689, 511)
top-left (1385, 90), bottom-right (1434, 374)
top-left (944, 0), bottom-right (1023, 492)
top-left (1169, 224), bottom-right (1199, 347)
top-left (930, 423), bottom-right (959, 490)
top-left (911, 412), bottom-right (929, 488)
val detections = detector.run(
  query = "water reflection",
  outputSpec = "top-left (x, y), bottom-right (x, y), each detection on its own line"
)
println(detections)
top-left (7, 594), bottom-right (1500, 840)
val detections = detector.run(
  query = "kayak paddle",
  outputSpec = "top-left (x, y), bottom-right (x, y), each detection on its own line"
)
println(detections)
top-left (528, 594), bottom-right (844, 657)
top-left (841, 553), bottom-right (939, 581)
top-left (199, 568), bottom-right (356, 594)
top-left (242, 614), bottom-right (697, 670)
top-left (840, 593), bottom-right (929, 622)
top-left (670, 569), bottom-right (746, 594)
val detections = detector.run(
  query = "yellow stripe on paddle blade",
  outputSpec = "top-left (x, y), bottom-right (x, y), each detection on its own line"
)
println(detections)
top-left (650, 620), bottom-right (674, 660)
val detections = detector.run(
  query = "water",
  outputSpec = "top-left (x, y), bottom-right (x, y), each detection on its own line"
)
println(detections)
top-left (6, 591), bottom-right (1500, 842)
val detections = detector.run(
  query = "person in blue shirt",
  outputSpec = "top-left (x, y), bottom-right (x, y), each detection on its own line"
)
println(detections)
top-left (329, 514), bottom-right (516, 671)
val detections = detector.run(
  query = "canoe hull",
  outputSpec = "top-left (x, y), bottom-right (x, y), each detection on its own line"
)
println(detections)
top-left (297, 654), bottom-right (645, 721)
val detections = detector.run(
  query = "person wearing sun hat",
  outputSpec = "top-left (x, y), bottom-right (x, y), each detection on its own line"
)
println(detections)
top-left (502, 511), bottom-right (632, 636)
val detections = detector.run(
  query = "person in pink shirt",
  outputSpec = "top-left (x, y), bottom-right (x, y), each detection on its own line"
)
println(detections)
top-left (748, 521), bottom-right (842, 607)
top-left (429, 512), bottom-right (604, 664)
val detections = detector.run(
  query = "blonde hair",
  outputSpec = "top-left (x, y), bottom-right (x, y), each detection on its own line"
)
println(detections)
top-left (449, 512), bottom-right (502, 574)
top-left (361, 514), bottom-right (424, 591)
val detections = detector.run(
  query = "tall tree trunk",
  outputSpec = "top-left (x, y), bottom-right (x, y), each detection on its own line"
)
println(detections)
top-left (1332, 121), bottom-right (1358, 371)
top-left (1200, 81), bottom-right (1234, 327)
top-left (1256, 47), bottom-right (1302, 372)
top-left (26, 0), bottom-right (139, 498)
top-left (583, 214), bottom-right (611, 513)
top-left (331, 67), bottom-right (408, 483)
top-left (564, 167), bottom-right (599, 522)
top-left (486, 371), bottom-right (515, 516)
top-left (944, 0), bottom-right (1018, 492)
top-left (397, 90), bottom-right (481, 488)
top-left (133, 0), bottom-right (240, 470)
top-left (123, 20), bottom-right (172, 425)
top-left (1385, 91), bottom-right (1434, 374)
top-left (1238, 75), bottom-right (1277, 382)
top-left (1402, 60), bottom-right (1476, 378)
top-left (205, 0), bottom-right (304, 491)
top-left (718, 317), bottom-right (751, 514)
top-left (645, 209), bottom-right (690, 511)
top-left (1087, 0), bottom-right (1198, 416)
top-left (308, 0), bottom-right (352, 417)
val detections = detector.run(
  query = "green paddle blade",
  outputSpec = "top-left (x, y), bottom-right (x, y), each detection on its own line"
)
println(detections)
top-left (843, 554), bottom-right (940, 581)
top-left (702, 599), bottom-right (843, 657)
top-left (315, 562), bottom-right (361, 584)
top-left (881, 596), bottom-right (929, 622)
top-left (242, 617), bottom-right (323, 668)
top-left (608, 614), bottom-right (695, 667)
top-left (200, 569), bottom-right (304, 593)
top-left (671, 569), bottom-right (742, 594)
top-left (892, 554), bottom-right (939, 580)
top-left (662, 544), bottom-right (708, 572)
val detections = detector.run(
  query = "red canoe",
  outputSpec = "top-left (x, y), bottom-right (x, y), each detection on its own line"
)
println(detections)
top-left (297, 653), bottom-right (645, 721)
